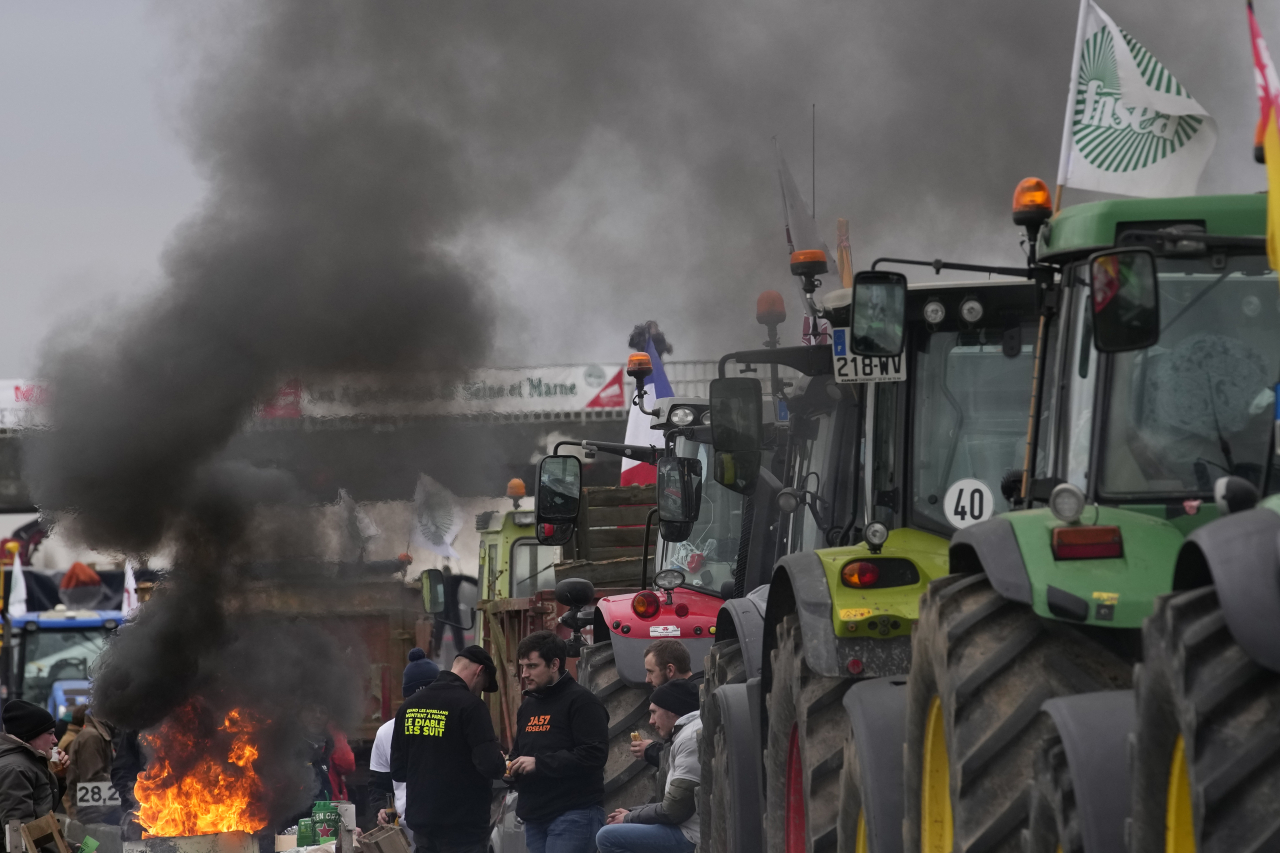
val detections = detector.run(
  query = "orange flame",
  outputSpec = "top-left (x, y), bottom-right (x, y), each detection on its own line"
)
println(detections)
top-left (135, 701), bottom-right (270, 837)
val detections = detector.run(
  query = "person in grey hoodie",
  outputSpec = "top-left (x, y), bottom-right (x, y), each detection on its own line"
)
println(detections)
top-left (0, 700), bottom-right (64, 829)
top-left (596, 680), bottom-right (702, 853)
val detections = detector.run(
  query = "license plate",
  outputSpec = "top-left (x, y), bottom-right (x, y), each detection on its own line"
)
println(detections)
top-left (649, 625), bottom-right (680, 637)
top-left (832, 329), bottom-right (906, 384)
top-left (76, 782), bottom-right (120, 807)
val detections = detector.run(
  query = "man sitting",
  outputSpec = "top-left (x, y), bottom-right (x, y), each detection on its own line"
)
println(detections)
top-left (629, 639), bottom-right (694, 768)
top-left (596, 679), bottom-right (701, 853)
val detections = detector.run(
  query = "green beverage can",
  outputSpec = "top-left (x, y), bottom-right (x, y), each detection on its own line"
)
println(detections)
top-left (297, 818), bottom-right (315, 847)
top-left (312, 801), bottom-right (341, 843)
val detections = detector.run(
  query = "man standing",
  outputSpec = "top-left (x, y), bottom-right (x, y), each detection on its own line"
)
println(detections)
top-left (596, 680), bottom-right (702, 853)
top-left (372, 647), bottom-right (440, 843)
top-left (391, 646), bottom-right (505, 853)
top-left (630, 640), bottom-right (694, 767)
top-left (0, 700), bottom-right (65, 828)
top-left (67, 711), bottom-right (120, 824)
top-left (507, 631), bottom-right (608, 853)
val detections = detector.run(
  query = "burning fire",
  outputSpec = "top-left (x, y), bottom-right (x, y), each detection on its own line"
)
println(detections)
top-left (135, 701), bottom-right (270, 837)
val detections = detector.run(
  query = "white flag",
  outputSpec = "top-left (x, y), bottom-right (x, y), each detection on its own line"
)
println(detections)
top-left (411, 474), bottom-right (464, 559)
top-left (122, 559), bottom-right (139, 618)
top-left (1056, 0), bottom-right (1215, 198)
top-left (8, 553), bottom-right (27, 617)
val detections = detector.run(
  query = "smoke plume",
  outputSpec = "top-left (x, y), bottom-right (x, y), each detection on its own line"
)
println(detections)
top-left (24, 3), bottom-right (491, 822)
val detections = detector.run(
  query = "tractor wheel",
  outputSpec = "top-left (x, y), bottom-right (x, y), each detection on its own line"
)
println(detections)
top-left (835, 727), bottom-right (866, 853)
top-left (903, 574), bottom-right (1130, 853)
top-left (577, 640), bottom-right (657, 812)
top-left (699, 638), bottom-right (749, 853)
top-left (1023, 730), bottom-right (1081, 853)
top-left (765, 614), bottom-right (852, 853)
top-left (1129, 588), bottom-right (1280, 853)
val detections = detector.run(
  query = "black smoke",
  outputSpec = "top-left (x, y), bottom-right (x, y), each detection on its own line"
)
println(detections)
top-left (23, 3), bottom-right (491, 823)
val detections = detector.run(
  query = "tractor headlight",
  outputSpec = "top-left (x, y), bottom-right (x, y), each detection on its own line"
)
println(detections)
top-left (1049, 483), bottom-right (1086, 524)
top-left (700, 411), bottom-right (712, 425)
top-left (923, 301), bottom-right (946, 325)
top-left (865, 521), bottom-right (889, 548)
top-left (960, 298), bottom-right (984, 324)
top-left (670, 407), bottom-right (696, 427)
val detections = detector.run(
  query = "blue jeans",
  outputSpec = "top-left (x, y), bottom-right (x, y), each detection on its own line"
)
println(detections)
top-left (596, 823), bottom-right (695, 853)
top-left (523, 806), bottom-right (606, 853)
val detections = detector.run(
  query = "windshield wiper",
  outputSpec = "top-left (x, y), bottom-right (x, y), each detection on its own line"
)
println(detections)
top-left (1159, 269), bottom-right (1233, 335)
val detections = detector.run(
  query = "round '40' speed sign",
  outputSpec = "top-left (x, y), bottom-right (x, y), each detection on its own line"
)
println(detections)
top-left (943, 478), bottom-right (994, 530)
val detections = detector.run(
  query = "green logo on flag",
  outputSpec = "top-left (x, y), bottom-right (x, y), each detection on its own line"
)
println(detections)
top-left (1072, 27), bottom-right (1205, 173)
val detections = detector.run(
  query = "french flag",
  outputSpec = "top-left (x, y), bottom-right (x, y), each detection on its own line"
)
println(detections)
top-left (620, 337), bottom-right (673, 486)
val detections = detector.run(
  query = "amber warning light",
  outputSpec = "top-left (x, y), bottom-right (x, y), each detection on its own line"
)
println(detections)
top-left (1012, 177), bottom-right (1052, 227)
top-left (789, 249), bottom-right (828, 278)
top-left (507, 478), bottom-right (526, 499)
top-left (626, 352), bottom-right (653, 381)
top-left (757, 290), bottom-right (786, 327)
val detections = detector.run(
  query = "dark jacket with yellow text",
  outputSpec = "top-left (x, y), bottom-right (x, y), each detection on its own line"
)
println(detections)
top-left (390, 671), bottom-right (505, 842)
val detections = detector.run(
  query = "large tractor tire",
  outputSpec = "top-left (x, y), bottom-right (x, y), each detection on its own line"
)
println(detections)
top-left (903, 574), bottom-right (1130, 853)
top-left (699, 638), bottom-right (749, 853)
top-left (1023, 691), bottom-right (1134, 853)
top-left (577, 641), bottom-right (657, 812)
top-left (1129, 588), bottom-right (1280, 853)
top-left (835, 727), bottom-right (867, 853)
top-left (765, 614), bottom-right (852, 853)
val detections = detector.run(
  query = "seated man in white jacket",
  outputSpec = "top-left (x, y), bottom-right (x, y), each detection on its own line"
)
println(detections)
top-left (596, 679), bottom-right (701, 853)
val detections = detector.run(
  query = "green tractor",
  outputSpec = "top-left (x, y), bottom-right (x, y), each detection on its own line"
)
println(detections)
top-left (905, 190), bottom-right (1279, 853)
top-left (701, 234), bottom-right (1045, 853)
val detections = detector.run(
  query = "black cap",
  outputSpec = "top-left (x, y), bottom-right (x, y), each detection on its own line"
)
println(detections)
top-left (456, 645), bottom-right (498, 693)
top-left (650, 678), bottom-right (699, 718)
top-left (3, 700), bottom-right (56, 744)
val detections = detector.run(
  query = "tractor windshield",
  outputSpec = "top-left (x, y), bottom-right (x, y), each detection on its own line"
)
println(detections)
top-left (910, 324), bottom-right (1038, 533)
top-left (656, 438), bottom-right (744, 596)
top-left (15, 627), bottom-right (110, 711)
top-left (1097, 253), bottom-right (1280, 498)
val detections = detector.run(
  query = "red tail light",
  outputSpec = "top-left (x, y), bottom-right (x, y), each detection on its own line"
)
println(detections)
top-left (632, 591), bottom-right (661, 618)
top-left (840, 561), bottom-right (880, 588)
top-left (1051, 526), bottom-right (1123, 560)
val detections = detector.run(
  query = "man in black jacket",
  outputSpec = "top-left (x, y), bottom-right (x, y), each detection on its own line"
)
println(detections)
top-left (507, 631), bottom-right (608, 853)
top-left (391, 646), bottom-right (506, 853)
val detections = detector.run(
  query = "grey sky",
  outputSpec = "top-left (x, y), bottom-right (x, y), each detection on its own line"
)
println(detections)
top-left (0, 1), bottom-right (1275, 376)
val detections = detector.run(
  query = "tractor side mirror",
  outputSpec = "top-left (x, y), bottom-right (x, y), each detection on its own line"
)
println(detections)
top-left (850, 271), bottom-right (907, 357)
top-left (1088, 248), bottom-right (1159, 353)
top-left (536, 455), bottom-right (582, 526)
top-left (657, 457), bottom-right (703, 525)
top-left (709, 377), bottom-right (762, 494)
top-left (556, 578), bottom-right (596, 658)
top-left (422, 568), bottom-right (445, 614)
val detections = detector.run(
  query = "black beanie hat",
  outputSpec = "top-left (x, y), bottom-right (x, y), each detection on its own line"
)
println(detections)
top-left (3, 700), bottom-right (55, 744)
top-left (650, 678), bottom-right (699, 718)
top-left (403, 647), bottom-right (441, 698)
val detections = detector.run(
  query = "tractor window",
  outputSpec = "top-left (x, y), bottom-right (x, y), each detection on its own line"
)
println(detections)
top-left (510, 540), bottom-right (558, 598)
top-left (1064, 276), bottom-right (1098, 491)
top-left (1097, 254), bottom-right (1280, 497)
top-left (911, 326), bottom-right (1036, 533)
top-left (656, 438), bottom-right (742, 596)
top-left (17, 628), bottom-right (109, 712)
top-left (792, 411), bottom-right (836, 552)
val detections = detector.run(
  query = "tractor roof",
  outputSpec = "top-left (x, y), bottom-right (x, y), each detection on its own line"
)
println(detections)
top-left (1037, 193), bottom-right (1266, 262)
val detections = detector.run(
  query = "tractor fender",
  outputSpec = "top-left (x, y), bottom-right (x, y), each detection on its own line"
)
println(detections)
top-left (714, 584), bottom-right (770, 679)
top-left (712, 679), bottom-right (765, 853)
top-left (842, 676), bottom-right (908, 853)
top-left (949, 516), bottom-right (1032, 604)
top-left (763, 552), bottom-right (912, 681)
top-left (1177, 507), bottom-right (1280, 673)
top-left (1041, 690), bottom-right (1136, 853)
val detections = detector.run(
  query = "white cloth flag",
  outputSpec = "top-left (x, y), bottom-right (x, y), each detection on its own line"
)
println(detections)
top-left (8, 553), bottom-right (27, 617)
top-left (122, 559), bottom-right (139, 618)
top-left (1055, 0), bottom-right (1215, 198)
